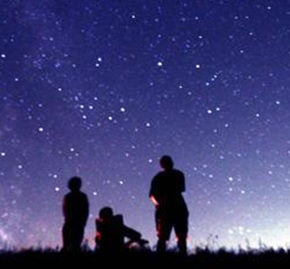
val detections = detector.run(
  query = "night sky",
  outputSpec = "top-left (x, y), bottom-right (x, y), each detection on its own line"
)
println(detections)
top-left (1, 0), bottom-right (290, 251)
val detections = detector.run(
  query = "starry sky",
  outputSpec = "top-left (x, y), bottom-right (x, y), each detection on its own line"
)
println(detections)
top-left (1, 0), bottom-right (290, 251)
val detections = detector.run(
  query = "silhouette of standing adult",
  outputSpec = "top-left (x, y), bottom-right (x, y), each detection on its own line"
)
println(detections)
top-left (149, 155), bottom-right (189, 254)
top-left (62, 176), bottom-right (89, 252)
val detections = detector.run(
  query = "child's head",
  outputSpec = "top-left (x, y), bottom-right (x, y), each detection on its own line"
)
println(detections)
top-left (68, 176), bottom-right (82, 191)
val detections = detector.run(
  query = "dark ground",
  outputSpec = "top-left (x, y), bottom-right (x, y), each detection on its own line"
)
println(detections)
top-left (1, 248), bottom-right (290, 268)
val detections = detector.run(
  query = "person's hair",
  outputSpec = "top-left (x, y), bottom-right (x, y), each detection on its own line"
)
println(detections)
top-left (160, 155), bottom-right (174, 169)
top-left (68, 176), bottom-right (82, 191)
top-left (99, 206), bottom-right (113, 220)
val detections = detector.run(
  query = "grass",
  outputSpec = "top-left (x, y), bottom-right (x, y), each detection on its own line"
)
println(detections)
top-left (0, 246), bottom-right (290, 268)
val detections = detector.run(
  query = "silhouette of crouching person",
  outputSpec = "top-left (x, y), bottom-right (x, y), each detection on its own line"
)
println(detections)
top-left (95, 206), bottom-right (148, 253)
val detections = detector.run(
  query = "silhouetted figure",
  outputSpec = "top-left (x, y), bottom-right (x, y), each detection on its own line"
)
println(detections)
top-left (149, 155), bottom-right (189, 254)
top-left (62, 176), bottom-right (89, 252)
top-left (95, 206), bottom-right (148, 253)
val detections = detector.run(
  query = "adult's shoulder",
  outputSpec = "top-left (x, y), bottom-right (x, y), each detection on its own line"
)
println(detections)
top-left (114, 214), bottom-right (124, 224)
top-left (174, 169), bottom-right (185, 177)
top-left (152, 171), bottom-right (164, 180)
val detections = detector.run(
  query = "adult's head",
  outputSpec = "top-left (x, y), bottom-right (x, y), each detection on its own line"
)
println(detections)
top-left (68, 176), bottom-right (82, 192)
top-left (99, 206), bottom-right (114, 220)
top-left (160, 155), bottom-right (174, 170)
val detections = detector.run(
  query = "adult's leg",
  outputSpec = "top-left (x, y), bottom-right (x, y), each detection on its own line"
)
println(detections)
top-left (155, 209), bottom-right (172, 253)
top-left (174, 210), bottom-right (188, 254)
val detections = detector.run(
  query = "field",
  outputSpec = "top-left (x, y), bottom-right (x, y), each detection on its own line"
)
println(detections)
top-left (0, 247), bottom-right (290, 268)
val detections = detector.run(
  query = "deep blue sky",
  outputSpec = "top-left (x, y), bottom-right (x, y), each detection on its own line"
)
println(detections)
top-left (1, 0), bottom-right (290, 251)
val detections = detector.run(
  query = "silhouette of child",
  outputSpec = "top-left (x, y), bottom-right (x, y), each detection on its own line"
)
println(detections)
top-left (62, 176), bottom-right (89, 252)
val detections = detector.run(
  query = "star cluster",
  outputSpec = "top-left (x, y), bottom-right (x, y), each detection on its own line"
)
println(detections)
top-left (1, 0), bottom-right (290, 250)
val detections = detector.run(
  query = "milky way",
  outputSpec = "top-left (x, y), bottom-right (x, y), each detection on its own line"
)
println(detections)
top-left (1, 0), bottom-right (290, 251)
